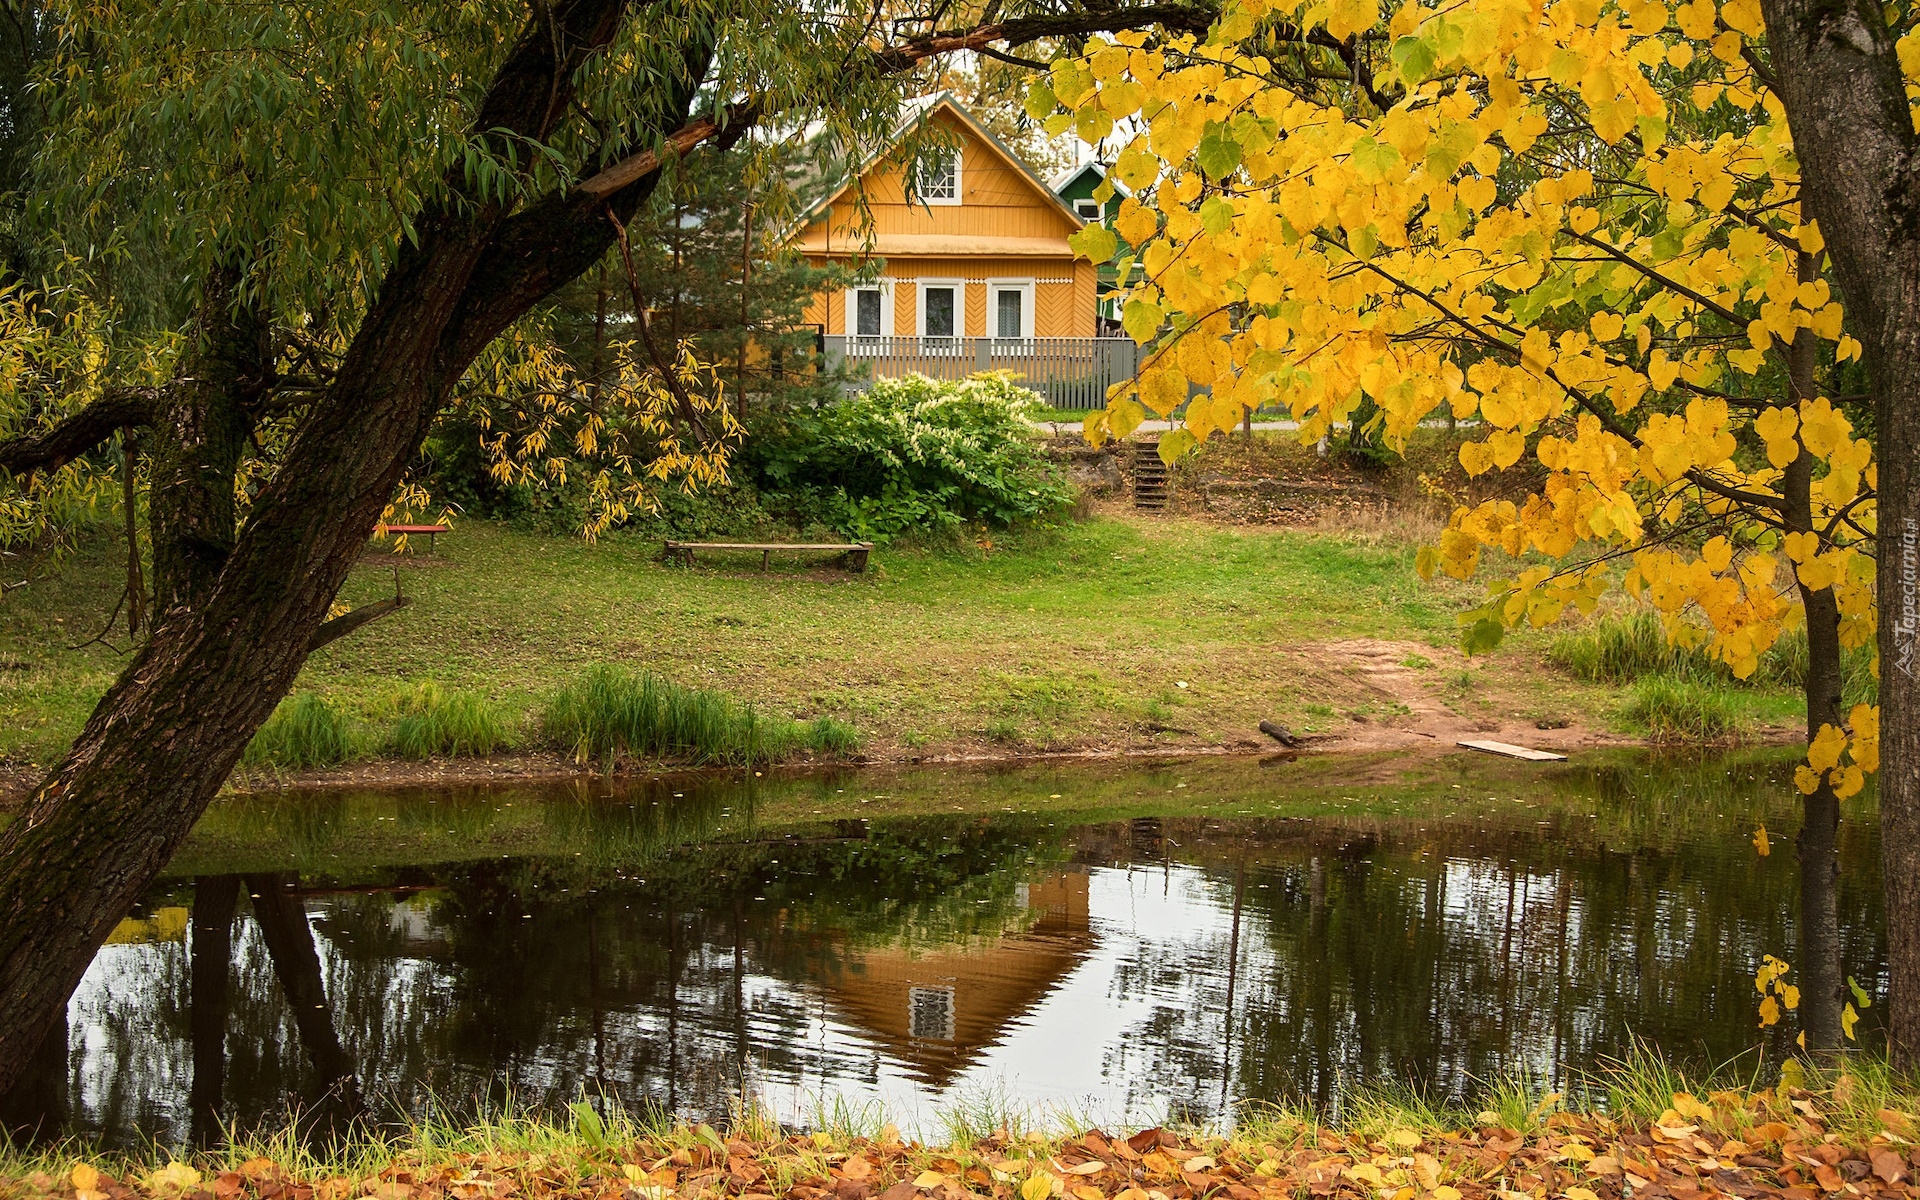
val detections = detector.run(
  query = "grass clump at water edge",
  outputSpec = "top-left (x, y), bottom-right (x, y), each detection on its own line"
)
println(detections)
top-left (1623, 675), bottom-right (1744, 742)
top-left (386, 683), bottom-right (513, 759)
top-left (240, 693), bottom-right (360, 769)
top-left (541, 664), bottom-right (856, 767)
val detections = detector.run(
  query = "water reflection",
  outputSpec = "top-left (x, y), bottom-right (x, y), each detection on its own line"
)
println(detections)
top-left (0, 751), bottom-right (1888, 1148)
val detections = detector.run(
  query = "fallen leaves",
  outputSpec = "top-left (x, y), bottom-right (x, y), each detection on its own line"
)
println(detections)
top-left (20, 1100), bottom-right (1920, 1200)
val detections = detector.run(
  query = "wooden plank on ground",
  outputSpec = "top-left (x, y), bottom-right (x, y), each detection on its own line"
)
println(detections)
top-left (1457, 739), bottom-right (1568, 762)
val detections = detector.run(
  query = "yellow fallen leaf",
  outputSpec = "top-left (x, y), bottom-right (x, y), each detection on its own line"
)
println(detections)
top-left (71, 1165), bottom-right (100, 1194)
top-left (151, 1163), bottom-right (203, 1193)
top-left (1586, 1157), bottom-right (1620, 1176)
top-left (1022, 1175), bottom-right (1055, 1200)
top-left (1387, 1130), bottom-right (1422, 1150)
top-left (1434, 1189), bottom-right (1461, 1200)
top-left (1067, 1162), bottom-right (1107, 1176)
top-left (1565, 1189), bottom-right (1601, 1200)
top-left (1073, 1188), bottom-right (1104, 1200)
top-left (1182, 1158), bottom-right (1215, 1173)
top-left (914, 1172), bottom-right (948, 1189)
top-left (1345, 1164), bottom-right (1386, 1188)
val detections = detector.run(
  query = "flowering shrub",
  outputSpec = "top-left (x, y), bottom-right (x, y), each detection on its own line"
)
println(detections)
top-left (750, 372), bottom-right (1073, 541)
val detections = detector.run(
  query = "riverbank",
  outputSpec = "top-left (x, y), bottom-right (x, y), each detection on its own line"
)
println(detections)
top-left (0, 507), bottom-right (1807, 798)
top-left (3, 1063), bottom-right (1915, 1200)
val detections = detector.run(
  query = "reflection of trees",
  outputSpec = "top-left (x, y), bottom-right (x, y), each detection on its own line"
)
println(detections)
top-left (32, 758), bottom-right (1892, 1148)
top-left (1088, 813), bottom-right (1883, 1124)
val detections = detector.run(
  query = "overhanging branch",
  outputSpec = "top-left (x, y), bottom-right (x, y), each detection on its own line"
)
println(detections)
top-left (0, 387), bottom-right (159, 478)
top-left (307, 594), bottom-right (412, 653)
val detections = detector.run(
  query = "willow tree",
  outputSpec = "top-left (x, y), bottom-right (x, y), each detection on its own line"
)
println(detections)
top-left (1036, 0), bottom-right (1897, 1051)
top-left (0, 0), bottom-right (1226, 1094)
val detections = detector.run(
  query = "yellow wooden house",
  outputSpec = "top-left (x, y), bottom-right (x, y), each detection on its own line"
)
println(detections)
top-left (787, 95), bottom-right (1137, 408)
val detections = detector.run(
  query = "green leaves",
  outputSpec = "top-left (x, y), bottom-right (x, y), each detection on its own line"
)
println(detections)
top-left (1391, 36), bottom-right (1438, 84)
top-left (1157, 427), bottom-right (1196, 464)
top-left (1069, 224), bottom-right (1119, 263)
top-left (1196, 125), bottom-right (1242, 180)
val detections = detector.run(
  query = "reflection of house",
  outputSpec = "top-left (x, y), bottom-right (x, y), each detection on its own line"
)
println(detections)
top-left (787, 95), bottom-right (1137, 409)
top-left (801, 873), bottom-right (1093, 1085)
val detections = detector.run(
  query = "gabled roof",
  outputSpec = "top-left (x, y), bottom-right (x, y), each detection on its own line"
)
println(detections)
top-left (788, 93), bottom-right (1085, 237)
top-left (1052, 160), bottom-right (1121, 197)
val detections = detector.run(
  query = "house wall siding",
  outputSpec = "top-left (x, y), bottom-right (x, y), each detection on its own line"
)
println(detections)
top-left (806, 256), bottom-right (1095, 337)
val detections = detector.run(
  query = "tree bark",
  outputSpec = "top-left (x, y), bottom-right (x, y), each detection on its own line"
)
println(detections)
top-left (148, 262), bottom-right (270, 616)
top-left (1757, 0), bottom-right (1920, 1067)
top-left (1785, 308), bottom-right (1847, 1051)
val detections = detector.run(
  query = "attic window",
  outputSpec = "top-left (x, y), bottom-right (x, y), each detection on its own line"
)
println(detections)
top-left (1075, 199), bottom-right (1101, 220)
top-left (917, 148), bottom-right (961, 205)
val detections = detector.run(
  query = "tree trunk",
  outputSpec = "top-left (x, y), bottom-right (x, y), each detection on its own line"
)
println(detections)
top-left (148, 263), bottom-right (269, 616)
top-left (1757, 0), bottom-right (1920, 1068)
top-left (0, 0), bottom-right (713, 1092)
top-left (189, 874), bottom-right (240, 1147)
top-left (1785, 307), bottom-right (1847, 1051)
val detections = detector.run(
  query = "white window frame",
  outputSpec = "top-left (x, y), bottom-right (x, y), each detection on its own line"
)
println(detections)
top-left (843, 280), bottom-right (894, 354)
top-left (916, 278), bottom-right (965, 353)
top-left (916, 147), bottom-right (963, 206)
top-left (987, 278), bottom-right (1035, 353)
top-left (1073, 198), bottom-right (1102, 221)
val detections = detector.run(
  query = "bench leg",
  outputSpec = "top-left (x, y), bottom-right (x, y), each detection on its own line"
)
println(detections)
top-left (847, 547), bottom-right (870, 573)
top-left (426, 531), bottom-right (436, 555)
top-left (762, 549), bottom-right (770, 572)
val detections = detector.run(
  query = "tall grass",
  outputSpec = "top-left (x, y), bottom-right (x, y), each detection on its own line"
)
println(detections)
top-left (541, 665), bottom-right (857, 767)
top-left (1551, 609), bottom-right (1876, 705)
top-left (1624, 676), bottom-right (1743, 742)
top-left (242, 693), bottom-right (361, 769)
top-left (386, 683), bottom-right (513, 759)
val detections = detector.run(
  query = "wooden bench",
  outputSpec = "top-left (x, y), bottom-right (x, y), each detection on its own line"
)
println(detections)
top-left (664, 540), bottom-right (874, 572)
top-left (378, 524), bottom-right (450, 554)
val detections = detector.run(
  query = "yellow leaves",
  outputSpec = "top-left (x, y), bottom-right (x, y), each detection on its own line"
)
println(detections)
top-left (1343, 1164), bottom-right (1386, 1189)
top-left (1752, 824), bottom-right (1770, 857)
top-left (149, 1163), bottom-right (203, 1193)
top-left (1324, 0), bottom-right (1380, 40)
top-left (1700, 535), bottom-right (1732, 572)
top-left (1589, 310), bottom-right (1623, 341)
top-left (1114, 197), bottom-right (1159, 247)
top-left (73, 1164), bottom-right (106, 1200)
top-left (1648, 350), bottom-right (1680, 390)
top-left (1022, 1174), bottom-right (1055, 1200)
top-left (1809, 723), bottom-right (1846, 771)
top-left (1797, 396), bottom-right (1852, 458)
top-left (1675, 0), bottom-right (1717, 37)
top-left (1139, 366), bottom-right (1188, 416)
top-left (1756, 955), bottom-right (1796, 1027)
top-left (1754, 405), bottom-right (1799, 468)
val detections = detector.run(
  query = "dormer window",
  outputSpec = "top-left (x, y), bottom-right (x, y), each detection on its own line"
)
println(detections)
top-left (917, 148), bottom-right (961, 205)
top-left (1075, 199), bottom-right (1101, 220)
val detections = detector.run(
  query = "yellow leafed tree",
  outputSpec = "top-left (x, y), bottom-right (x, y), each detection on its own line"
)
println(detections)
top-left (1034, 0), bottom-right (1886, 1048)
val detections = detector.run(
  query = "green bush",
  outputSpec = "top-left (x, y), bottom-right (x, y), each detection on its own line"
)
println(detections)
top-left (542, 665), bottom-right (855, 766)
top-left (243, 692), bottom-right (361, 769)
top-left (387, 683), bottom-right (513, 759)
top-left (1623, 676), bottom-right (1743, 742)
top-left (746, 372), bottom-right (1074, 541)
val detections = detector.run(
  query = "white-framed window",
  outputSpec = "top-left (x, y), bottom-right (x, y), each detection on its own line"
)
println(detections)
top-left (908, 986), bottom-right (956, 1042)
top-left (1074, 198), bottom-right (1101, 220)
top-left (917, 278), bottom-right (964, 352)
top-left (988, 278), bottom-right (1035, 351)
top-left (843, 280), bottom-right (893, 353)
top-left (916, 147), bottom-right (962, 205)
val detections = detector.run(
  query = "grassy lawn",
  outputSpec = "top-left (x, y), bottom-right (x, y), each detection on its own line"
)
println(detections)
top-left (0, 507), bottom-right (1805, 771)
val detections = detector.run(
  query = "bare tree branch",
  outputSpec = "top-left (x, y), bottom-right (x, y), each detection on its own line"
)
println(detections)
top-left (307, 595), bottom-right (413, 654)
top-left (0, 387), bottom-right (159, 478)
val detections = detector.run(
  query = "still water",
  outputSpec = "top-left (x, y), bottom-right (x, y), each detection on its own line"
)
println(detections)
top-left (0, 749), bottom-right (1889, 1147)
